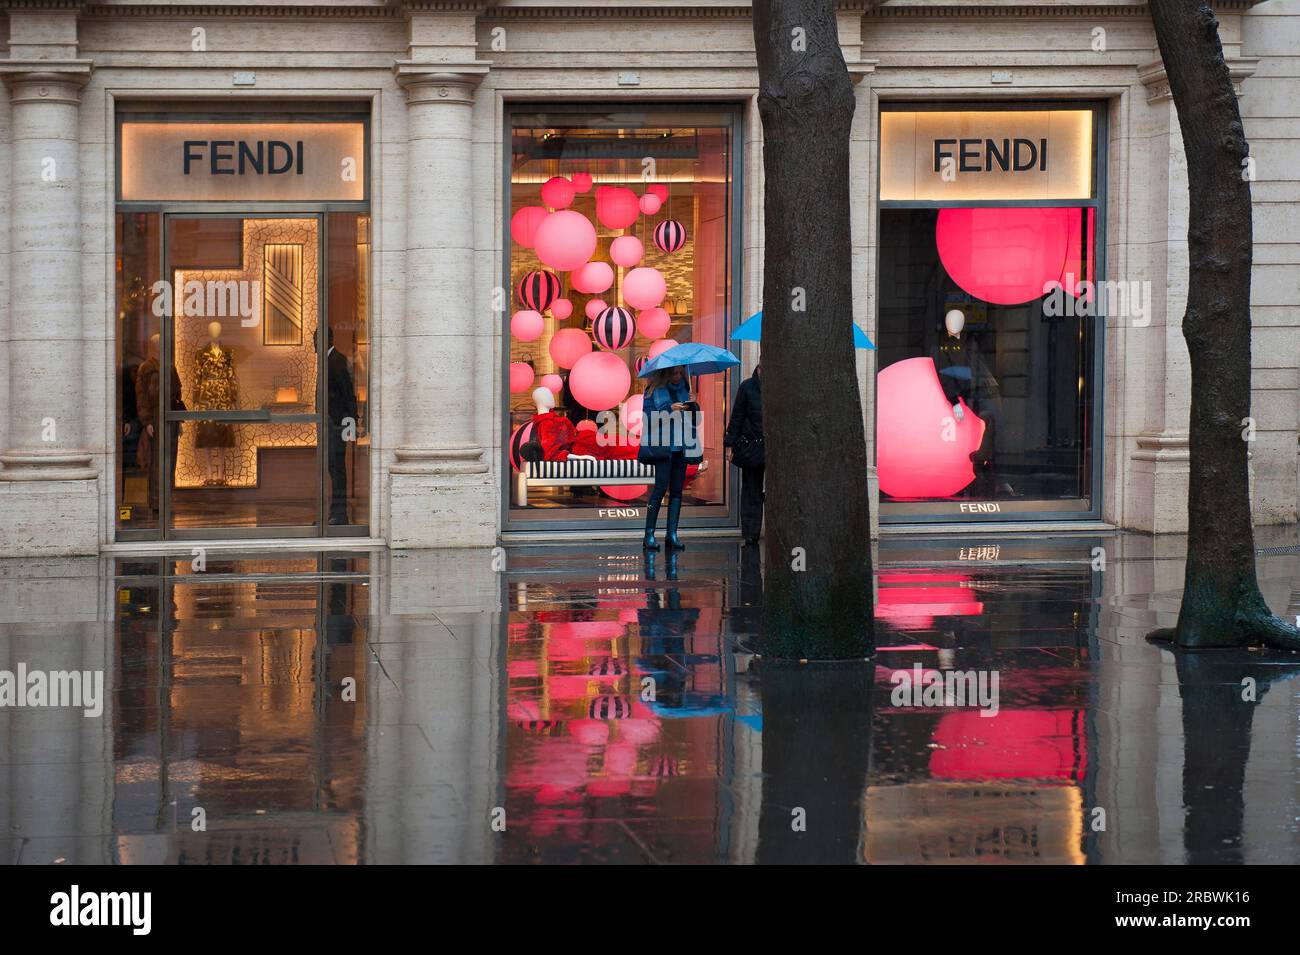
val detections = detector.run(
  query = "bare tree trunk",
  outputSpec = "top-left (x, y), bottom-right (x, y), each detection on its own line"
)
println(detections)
top-left (752, 0), bottom-right (874, 659)
top-left (1149, 0), bottom-right (1299, 650)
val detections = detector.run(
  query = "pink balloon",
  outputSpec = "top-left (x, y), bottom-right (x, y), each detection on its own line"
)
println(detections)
top-left (510, 309), bottom-right (544, 342)
top-left (576, 419), bottom-right (598, 433)
top-left (541, 176), bottom-right (575, 209)
top-left (509, 362), bottom-right (535, 394)
top-left (548, 327), bottom-right (592, 369)
top-left (571, 260), bottom-right (614, 294)
top-left (622, 267), bottom-right (667, 310)
top-left (876, 357), bottom-right (985, 498)
top-left (509, 206), bottom-right (547, 247)
top-left (549, 297), bottom-right (573, 320)
top-left (621, 393), bottom-right (645, 435)
top-left (609, 235), bottom-right (644, 268)
top-left (533, 210), bottom-right (597, 272)
top-left (636, 307), bottom-right (671, 339)
top-left (569, 351), bottom-right (631, 412)
top-left (639, 194), bottom-right (662, 215)
top-left (648, 338), bottom-right (678, 361)
top-left (936, 207), bottom-right (1071, 306)
top-left (584, 298), bottom-right (608, 322)
top-left (646, 183), bottom-right (669, 202)
top-left (596, 185), bottom-right (641, 230)
top-left (540, 373), bottom-right (564, 395)
top-left (571, 172), bottom-right (593, 193)
top-left (601, 484), bottom-right (648, 501)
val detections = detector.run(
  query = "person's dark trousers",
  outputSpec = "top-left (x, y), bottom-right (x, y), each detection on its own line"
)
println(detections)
top-left (740, 463), bottom-right (764, 543)
top-left (328, 424), bottom-right (349, 524)
top-left (645, 451), bottom-right (688, 547)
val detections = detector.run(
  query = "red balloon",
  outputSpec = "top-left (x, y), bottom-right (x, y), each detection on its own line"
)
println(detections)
top-left (550, 297), bottom-right (573, 320)
top-left (549, 327), bottom-right (592, 369)
top-left (636, 307), bottom-right (671, 340)
top-left (571, 260), bottom-right (614, 294)
top-left (569, 351), bottom-right (631, 411)
top-left (571, 172), bottom-right (593, 193)
top-left (533, 210), bottom-right (598, 272)
top-left (601, 484), bottom-right (647, 501)
top-left (936, 207), bottom-right (1071, 306)
top-left (541, 176), bottom-right (575, 209)
top-left (595, 185), bottom-right (641, 230)
top-left (510, 206), bottom-right (548, 247)
top-left (647, 183), bottom-right (669, 202)
top-left (876, 357), bottom-right (985, 498)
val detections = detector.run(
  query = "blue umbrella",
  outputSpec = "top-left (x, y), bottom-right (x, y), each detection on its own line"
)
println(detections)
top-left (731, 309), bottom-right (875, 349)
top-left (637, 342), bottom-right (740, 378)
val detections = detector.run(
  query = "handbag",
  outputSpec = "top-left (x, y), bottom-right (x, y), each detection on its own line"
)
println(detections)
top-left (637, 441), bottom-right (669, 464)
top-left (731, 431), bottom-right (764, 469)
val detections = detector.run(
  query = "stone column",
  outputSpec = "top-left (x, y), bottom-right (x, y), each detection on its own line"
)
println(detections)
top-left (388, 64), bottom-right (495, 548)
top-left (0, 65), bottom-right (97, 556)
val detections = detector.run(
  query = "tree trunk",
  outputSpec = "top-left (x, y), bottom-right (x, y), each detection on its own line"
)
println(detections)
top-left (1149, 0), bottom-right (1299, 650)
top-left (752, 0), bottom-right (874, 659)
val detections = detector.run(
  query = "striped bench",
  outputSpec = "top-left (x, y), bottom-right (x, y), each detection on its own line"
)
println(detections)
top-left (515, 457), bottom-right (657, 505)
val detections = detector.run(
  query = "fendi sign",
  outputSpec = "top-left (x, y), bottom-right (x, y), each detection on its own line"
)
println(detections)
top-left (119, 121), bottom-right (365, 202)
top-left (880, 109), bottom-right (1092, 202)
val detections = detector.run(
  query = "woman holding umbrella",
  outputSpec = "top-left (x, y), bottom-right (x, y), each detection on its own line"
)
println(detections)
top-left (639, 365), bottom-right (695, 551)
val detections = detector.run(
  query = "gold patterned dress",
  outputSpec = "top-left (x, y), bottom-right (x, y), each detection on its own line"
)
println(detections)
top-left (193, 344), bottom-right (239, 448)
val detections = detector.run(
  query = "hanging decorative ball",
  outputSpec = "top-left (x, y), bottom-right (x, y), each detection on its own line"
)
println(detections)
top-left (639, 194), bottom-right (662, 216)
top-left (609, 235), bottom-right (644, 269)
top-left (571, 260), bottom-right (614, 294)
top-left (593, 306), bottom-right (635, 351)
top-left (533, 210), bottom-right (598, 272)
top-left (569, 351), bottom-right (632, 412)
top-left (549, 327), bottom-right (592, 369)
top-left (509, 361), bottom-right (535, 393)
top-left (584, 298), bottom-right (608, 322)
top-left (648, 337), bottom-right (679, 361)
top-left (600, 483), bottom-right (647, 502)
top-left (636, 306), bottom-right (671, 340)
top-left (541, 176), bottom-right (576, 209)
top-left (576, 419), bottom-right (598, 433)
top-left (620, 393), bottom-right (645, 436)
top-left (510, 206), bottom-right (548, 247)
top-left (540, 373), bottom-right (564, 395)
top-left (516, 269), bottom-right (561, 312)
top-left (622, 267), bottom-right (667, 310)
top-left (508, 421), bottom-right (536, 472)
top-left (653, 219), bottom-right (687, 254)
top-left (634, 356), bottom-right (648, 376)
top-left (550, 297), bottom-right (573, 320)
top-left (571, 172), bottom-right (593, 193)
top-left (647, 183), bottom-right (669, 202)
top-left (510, 309), bottom-right (544, 342)
top-left (595, 185), bottom-right (641, 230)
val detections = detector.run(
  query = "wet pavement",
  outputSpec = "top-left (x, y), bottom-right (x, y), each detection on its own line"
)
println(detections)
top-left (3, 529), bottom-right (1300, 864)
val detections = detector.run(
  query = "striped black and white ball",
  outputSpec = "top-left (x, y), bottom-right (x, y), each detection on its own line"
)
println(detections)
top-left (593, 306), bottom-right (635, 351)
top-left (516, 269), bottom-right (561, 312)
top-left (634, 356), bottom-right (648, 375)
top-left (653, 219), bottom-right (687, 254)
top-left (508, 421), bottom-right (536, 472)
top-left (588, 695), bottom-right (631, 720)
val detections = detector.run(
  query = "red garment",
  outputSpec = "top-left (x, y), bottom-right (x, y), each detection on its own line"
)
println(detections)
top-left (531, 411), bottom-right (578, 461)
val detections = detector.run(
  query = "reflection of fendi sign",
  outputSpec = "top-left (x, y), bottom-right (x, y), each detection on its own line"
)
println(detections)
top-left (880, 109), bottom-right (1092, 201)
top-left (120, 121), bottom-right (365, 201)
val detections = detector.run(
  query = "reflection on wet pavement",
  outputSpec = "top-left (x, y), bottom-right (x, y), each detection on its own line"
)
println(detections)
top-left (2, 532), bottom-right (1300, 863)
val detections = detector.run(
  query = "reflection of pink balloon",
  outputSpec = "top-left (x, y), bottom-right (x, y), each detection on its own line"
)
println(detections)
top-left (509, 362), bottom-right (534, 393)
top-left (550, 298), bottom-right (573, 320)
top-left (549, 327), bottom-right (592, 369)
top-left (636, 307), bottom-right (671, 339)
top-left (541, 176), bottom-right (575, 209)
top-left (510, 309), bottom-right (544, 341)
top-left (609, 235), bottom-right (644, 268)
top-left (876, 357), bottom-right (985, 498)
top-left (568, 719), bottom-right (609, 746)
top-left (639, 194), bottom-right (662, 215)
top-left (510, 205), bottom-right (547, 247)
top-left (540, 373), bottom-right (564, 395)
top-left (936, 207), bottom-right (1071, 306)
top-left (571, 172), bottom-right (593, 193)
top-left (623, 267), bottom-right (666, 310)
top-left (569, 351), bottom-right (631, 411)
top-left (571, 260), bottom-right (614, 294)
top-left (584, 298), bottom-right (608, 322)
top-left (595, 185), bottom-right (641, 230)
top-left (646, 183), bottom-right (669, 202)
top-left (621, 393), bottom-right (644, 434)
top-left (600, 484), bottom-right (647, 501)
top-left (533, 210), bottom-right (598, 272)
top-left (576, 419), bottom-right (598, 433)
top-left (648, 338), bottom-right (678, 361)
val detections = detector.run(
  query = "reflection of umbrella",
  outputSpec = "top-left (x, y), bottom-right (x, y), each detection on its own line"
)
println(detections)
top-left (638, 342), bottom-right (740, 378)
top-left (731, 310), bottom-right (875, 349)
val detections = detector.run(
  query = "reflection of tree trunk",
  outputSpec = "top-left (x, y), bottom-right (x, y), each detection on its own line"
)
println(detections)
top-left (1147, 1), bottom-right (1299, 649)
top-left (757, 661), bottom-right (874, 863)
top-left (752, 0), bottom-right (873, 659)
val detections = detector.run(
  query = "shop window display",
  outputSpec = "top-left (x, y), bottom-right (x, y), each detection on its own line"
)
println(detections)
top-left (506, 109), bottom-right (735, 520)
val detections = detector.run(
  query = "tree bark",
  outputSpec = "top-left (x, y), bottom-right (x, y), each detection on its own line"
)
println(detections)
top-left (752, 0), bottom-right (874, 659)
top-left (1149, 0), bottom-right (1299, 650)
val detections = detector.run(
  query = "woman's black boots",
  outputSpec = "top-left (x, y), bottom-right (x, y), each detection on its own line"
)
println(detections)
top-left (643, 497), bottom-right (661, 550)
top-left (665, 497), bottom-right (685, 550)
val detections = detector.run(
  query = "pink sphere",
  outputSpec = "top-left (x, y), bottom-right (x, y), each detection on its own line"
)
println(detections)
top-left (647, 183), bottom-right (669, 202)
top-left (510, 206), bottom-right (548, 247)
top-left (584, 298), bottom-right (608, 322)
top-left (622, 267), bottom-right (667, 310)
top-left (548, 327), bottom-right (592, 369)
top-left (648, 338), bottom-right (678, 361)
top-left (609, 235), bottom-right (644, 268)
top-left (876, 357), bottom-right (985, 498)
top-left (576, 419), bottom-right (598, 433)
top-left (569, 351), bottom-right (632, 411)
top-left (541, 176), bottom-right (575, 209)
top-left (509, 361), bottom-right (535, 394)
top-left (636, 307), bottom-right (671, 339)
top-left (510, 309), bottom-right (544, 342)
top-left (936, 207), bottom-right (1071, 306)
top-left (571, 172), bottom-right (593, 193)
top-left (549, 297), bottom-right (573, 320)
top-left (639, 194), bottom-right (663, 215)
top-left (540, 373), bottom-right (564, 395)
top-left (596, 185), bottom-right (641, 230)
top-left (621, 393), bottom-right (645, 435)
top-left (571, 260), bottom-right (614, 294)
top-left (533, 210), bottom-right (598, 272)
top-left (601, 484), bottom-right (647, 502)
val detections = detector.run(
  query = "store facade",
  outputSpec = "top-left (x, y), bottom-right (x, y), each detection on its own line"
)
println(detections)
top-left (0, 0), bottom-right (1296, 555)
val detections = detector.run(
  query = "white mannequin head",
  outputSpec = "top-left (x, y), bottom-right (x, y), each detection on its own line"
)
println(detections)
top-left (207, 320), bottom-right (223, 344)
top-left (148, 332), bottom-right (161, 359)
top-left (532, 386), bottom-right (556, 414)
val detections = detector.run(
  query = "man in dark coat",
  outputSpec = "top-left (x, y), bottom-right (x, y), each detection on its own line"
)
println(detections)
top-left (326, 327), bottom-right (359, 524)
top-left (724, 362), bottom-right (764, 545)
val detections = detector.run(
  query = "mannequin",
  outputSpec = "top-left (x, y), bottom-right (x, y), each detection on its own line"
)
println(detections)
top-left (528, 386), bottom-right (596, 462)
top-left (193, 319), bottom-right (238, 486)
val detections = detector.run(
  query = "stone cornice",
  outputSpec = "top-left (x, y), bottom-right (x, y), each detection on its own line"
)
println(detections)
top-left (865, 1), bottom-right (1262, 17)
top-left (1138, 56), bottom-right (1259, 103)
